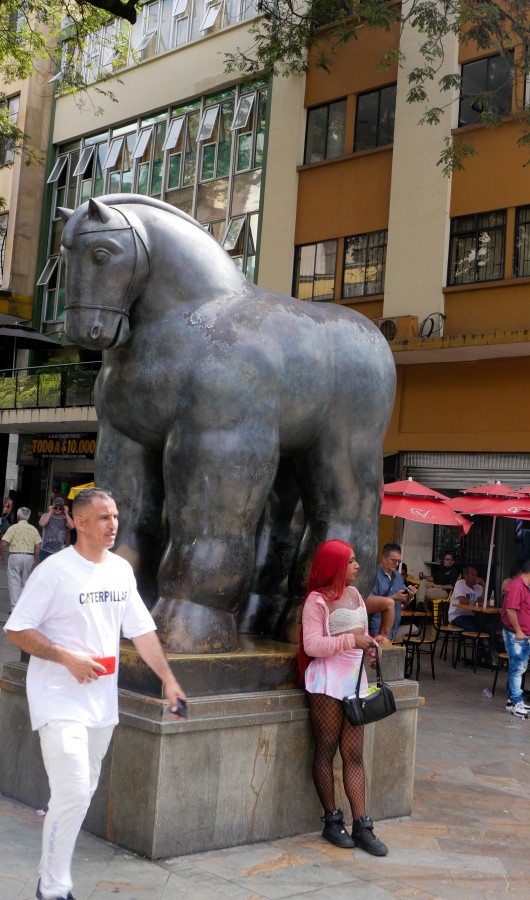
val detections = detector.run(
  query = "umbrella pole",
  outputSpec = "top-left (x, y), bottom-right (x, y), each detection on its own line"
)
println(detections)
top-left (484, 516), bottom-right (496, 603)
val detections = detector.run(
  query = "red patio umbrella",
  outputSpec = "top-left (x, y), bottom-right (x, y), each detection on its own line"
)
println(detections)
top-left (381, 478), bottom-right (472, 565)
top-left (450, 482), bottom-right (530, 598)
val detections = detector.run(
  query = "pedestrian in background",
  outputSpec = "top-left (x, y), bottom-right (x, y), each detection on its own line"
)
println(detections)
top-left (0, 507), bottom-right (41, 610)
top-left (38, 497), bottom-right (74, 562)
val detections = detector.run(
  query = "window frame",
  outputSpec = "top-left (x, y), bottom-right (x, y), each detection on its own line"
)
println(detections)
top-left (514, 205), bottom-right (530, 277)
top-left (293, 240), bottom-right (338, 302)
top-left (304, 98), bottom-right (347, 165)
top-left (342, 229), bottom-right (388, 298)
top-left (447, 210), bottom-right (507, 286)
top-left (354, 83), bottom-right (396, 152)
top-left (458, 51), bottom-right (514, 128)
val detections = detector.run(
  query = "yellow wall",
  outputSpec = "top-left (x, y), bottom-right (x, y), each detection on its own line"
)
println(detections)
top-left (385, 356), bottom-right (530, 453)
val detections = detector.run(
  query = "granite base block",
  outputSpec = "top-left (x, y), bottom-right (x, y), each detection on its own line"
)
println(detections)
top-left (0, 660), bottom-right (418, 859)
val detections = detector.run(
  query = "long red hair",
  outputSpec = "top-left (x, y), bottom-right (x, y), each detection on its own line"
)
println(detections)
top-left (297, 540), bottom-right (353, 685)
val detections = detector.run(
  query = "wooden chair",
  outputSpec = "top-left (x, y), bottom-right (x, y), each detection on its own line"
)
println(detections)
top-left (402, 610), bottom-right (440, 681)
top-left (437, 599), bottom-right (464, 668)
top-left (491, 649), bottom-right (509, 695)
top-left (457, 628), bottom-right (492, 673)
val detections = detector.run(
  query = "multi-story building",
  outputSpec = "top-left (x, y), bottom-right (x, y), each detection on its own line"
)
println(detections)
top-left (6, 1), bottom-right (307, 511)
top-left (293, 19), bottom-right (530, 586)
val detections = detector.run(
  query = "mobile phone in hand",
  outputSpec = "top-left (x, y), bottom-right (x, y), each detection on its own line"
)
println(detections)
top-left (172, 698), bottom-right (187, 718)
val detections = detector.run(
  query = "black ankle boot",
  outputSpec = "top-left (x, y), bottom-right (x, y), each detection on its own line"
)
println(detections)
top-left (321, 809), bottom-right (355, 849)
top-left (351, 815), bottom-right (388, 856)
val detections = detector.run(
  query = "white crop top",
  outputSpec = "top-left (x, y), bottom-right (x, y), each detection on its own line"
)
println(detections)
top-left (328, 606), bottom-right (368, 635)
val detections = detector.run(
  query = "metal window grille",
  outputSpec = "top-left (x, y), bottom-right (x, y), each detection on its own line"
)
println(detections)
top-left (343, 230), bottom-right (388, 297)
top-left (447, 210), bottom-right (506, 285)
top-left (514, 206), bottom-right (530, 277)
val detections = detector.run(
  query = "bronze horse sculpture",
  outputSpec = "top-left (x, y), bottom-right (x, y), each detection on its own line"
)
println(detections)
top-left (60, 195), bottom-right (396, 653)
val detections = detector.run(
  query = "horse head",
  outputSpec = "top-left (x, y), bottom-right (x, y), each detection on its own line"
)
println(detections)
top-left (60, 198), bottom-right (150, 350)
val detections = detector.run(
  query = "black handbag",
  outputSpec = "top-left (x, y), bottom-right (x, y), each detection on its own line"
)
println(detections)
top-left (342, 650), bottom-right (396, 726)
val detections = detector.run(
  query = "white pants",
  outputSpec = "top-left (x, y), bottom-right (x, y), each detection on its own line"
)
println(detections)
top-left (38, 720), bottom-right (114, 900)
top-left (7, 553), bottom-right (34, 610)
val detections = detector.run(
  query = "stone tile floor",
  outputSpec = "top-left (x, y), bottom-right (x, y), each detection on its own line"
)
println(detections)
top-left (1, 567), bottom-right (529, 899)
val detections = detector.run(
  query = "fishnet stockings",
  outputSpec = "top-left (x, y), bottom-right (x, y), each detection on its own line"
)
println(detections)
top-left (308, 693), bottom-right (366, 820)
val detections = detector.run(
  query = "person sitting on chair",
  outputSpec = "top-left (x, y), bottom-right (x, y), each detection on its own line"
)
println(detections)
top-left (417, 552), bottom-right (459, 610)
top-left (366, 543), bottom-right (417, 641)
top-left (448, 566), bottom-right (483, 631)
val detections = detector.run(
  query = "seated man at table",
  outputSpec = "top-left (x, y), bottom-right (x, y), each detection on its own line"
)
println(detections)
top-left (448, 566), bottom-right (483, 631)
top-left (417, 552), bottom-right (460, 609)
top-left (367, 543), bottom-right (417, 640)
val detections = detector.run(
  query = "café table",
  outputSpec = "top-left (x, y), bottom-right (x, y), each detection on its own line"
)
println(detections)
top-left (452, 603), bottom-right (501, 671)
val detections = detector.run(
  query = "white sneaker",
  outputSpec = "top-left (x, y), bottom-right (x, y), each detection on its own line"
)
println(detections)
top-left (510, 701), bottom-right (528, 719)
top-left (506, 699), bottom-right (530, 711)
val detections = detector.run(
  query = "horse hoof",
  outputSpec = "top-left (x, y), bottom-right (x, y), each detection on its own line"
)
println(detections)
top-left (152, 598), bottom-right (238, 653)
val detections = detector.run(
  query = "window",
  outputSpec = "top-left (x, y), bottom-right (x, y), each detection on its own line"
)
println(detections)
top-left (304, 100), bottom-right (347, 164)
top-left (355, 84), bottom-right (396, 152)
top-left (0, 96), bottom-right (20, 167)
top-left (459, 52), bottom-right (513, 127)
top-left (343, 230), bottom-right (387, 297)
top-left (0, 212), bottom-right (7, 284)
top-left (293, 241), bottom-right (338, 301)
top-left (447, 211), bottom-right (506, 285)
top-left (40, 83), bottom-right (269, 326)
top-left (514, 206), bottom-right (530, 277)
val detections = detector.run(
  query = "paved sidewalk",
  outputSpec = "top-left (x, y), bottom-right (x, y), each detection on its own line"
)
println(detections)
top-left (2, 568), bottom-right (530, 899)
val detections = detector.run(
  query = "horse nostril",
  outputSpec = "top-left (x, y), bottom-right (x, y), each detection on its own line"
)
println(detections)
top-left (90, 326), bottom-right (101, 340)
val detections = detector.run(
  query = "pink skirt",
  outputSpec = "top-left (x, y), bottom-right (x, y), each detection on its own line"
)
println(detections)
top-left (305, 649), bottom-right (367, 701)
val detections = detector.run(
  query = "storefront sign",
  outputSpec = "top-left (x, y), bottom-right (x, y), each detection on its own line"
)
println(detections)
top-left (17, 433), bottom-right (96, 464)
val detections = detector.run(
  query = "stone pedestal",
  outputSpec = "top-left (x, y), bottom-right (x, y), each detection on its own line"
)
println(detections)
top-left (0, 651), bottom-right (418, 859)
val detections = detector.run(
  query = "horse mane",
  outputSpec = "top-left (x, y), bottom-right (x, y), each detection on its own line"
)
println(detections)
top-left (100, 194), bottom-right (206, 233)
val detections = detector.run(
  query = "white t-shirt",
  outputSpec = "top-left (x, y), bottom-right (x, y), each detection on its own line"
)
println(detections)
top-left (448, 580), bottom-right (484, 623)
top-left (4, 546), bottom-right (155, 730)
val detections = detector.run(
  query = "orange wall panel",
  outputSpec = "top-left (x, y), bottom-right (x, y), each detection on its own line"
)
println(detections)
top-left (444, 281), bottom-right (530, 335)
top-left (451, 121), bottom-right (530, 215)
top-left (306, 22), bottom-right (400, 107)
top-left (385, 357), bottom-right (530, 453)
top-left (295, 150), bottom-right (393, 243)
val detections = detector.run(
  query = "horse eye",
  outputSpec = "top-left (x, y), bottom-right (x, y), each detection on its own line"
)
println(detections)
top-left (93, 248), bottom-right (110, 264)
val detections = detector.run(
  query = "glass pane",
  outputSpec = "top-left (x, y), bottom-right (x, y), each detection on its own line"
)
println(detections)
top-left (343, 234), bottom-right (367, 297)
top-left (134, 29), bottom-right (157, 52)
top-left (253, 91), bottom-right (267, 167)
top-left (378, 85), bottom-right (396, 146)
top-left (109, 171), bottom-right (120, 192)
top-left (50, 219), bottom-right (64, 255)
top-left (236, 133), bottom-right (252, 171)
top-left (132, 127), bottom-right (153, 159)
top-left (515, 207), bottom-right (530, 276)
top-left (103, 137), bottom-right (124, 169)
top-left (165, 185), bottom-right (193, 214)
top-left (137, 163), bottom-right (150, 194)
top-left (487, 53), bottom-right (513, 116)
top-left (327, 100), bottom-right (347, 158)
top-left (168, 153), bottom-right (181, 188)
top-left (355, 91), bottom-right (379, 151)
top-left (232, 94), bottom-right (255, 130)
top-left (295, 245), bottom-right (316, 300)
top-left (313, 241), bottom-right (337, 300)
top-left (151, 159), bottom-right (163, 194)
top-left (174, 15), bottom-right (188, 44)
top-left (200, 3), bottom-right (222, 30)
top-left (173, 0), bottom-right (187, 12)
top-left (231, 170), bottom-right (261, 215)
top-left (80, 179), bottom-right (92, 203)
top-left (183, 111), bottom-right (199, 185)
top-left (73, 146), bottom-right (94, 176)
top-left (163, 116), bottom-right (184, 151)
top-left (201, 143), bottom-right (216, 180)
top-left (222, 216), bottom-right (245, 249)
top-left (37, 256), bottom-right (59, 286)
top-left (45, 290), bottom-right (57, 322)
top-left (305, 106), bottom-right (327, 164)
top-left (460, 58), bottom-right (487, 126)
top-left (47, 155), bottom-right (68, 184)
top-left (197, 177), bottom-right (229, 221)
top-left (217, 101), bottom-right (233, 177)
top-left (197, 105), bottom-right (220, 142)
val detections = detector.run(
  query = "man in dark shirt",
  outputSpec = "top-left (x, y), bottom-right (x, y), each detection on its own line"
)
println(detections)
top-left (417, 551), bottom-right (459, 608)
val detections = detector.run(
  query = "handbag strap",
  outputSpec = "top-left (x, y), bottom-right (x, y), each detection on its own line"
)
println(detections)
top-left (354, 647), bottom-right (384, 697)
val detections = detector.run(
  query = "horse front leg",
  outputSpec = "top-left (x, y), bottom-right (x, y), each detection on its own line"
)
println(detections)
top-left (152, 427), bottom-right (279, 653)
top-left (95, 419), bottom-right (165, 607)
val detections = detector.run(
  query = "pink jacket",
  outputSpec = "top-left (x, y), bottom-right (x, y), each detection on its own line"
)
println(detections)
top-left (302, 590), bottom-right (367, 658)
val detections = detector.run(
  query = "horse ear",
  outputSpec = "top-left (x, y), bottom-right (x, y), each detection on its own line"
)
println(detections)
top-left (88, 198), bottom-right (114, 224)
top-left (57, 207), bottom-right (74, 222)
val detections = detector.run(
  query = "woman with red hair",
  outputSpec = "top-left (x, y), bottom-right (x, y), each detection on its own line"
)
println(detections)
top-left (299, 539), bottom-right (388, 855)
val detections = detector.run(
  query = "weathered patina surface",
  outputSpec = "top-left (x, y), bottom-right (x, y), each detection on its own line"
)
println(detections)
top-left (61, 195), bottom-right (396, 653)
